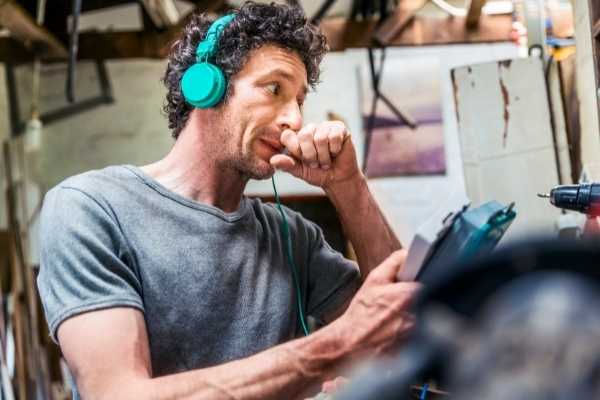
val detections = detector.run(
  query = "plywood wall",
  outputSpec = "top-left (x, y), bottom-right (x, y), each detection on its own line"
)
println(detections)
top-left (452, 57), bottom-right (565, 237)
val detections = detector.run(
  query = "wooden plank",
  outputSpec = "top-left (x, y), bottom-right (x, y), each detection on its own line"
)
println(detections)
top-left (557, 54), bottom-right (582, 183)
top-left (0, 0), bottom-right (68, 60)
top-left (452, 58), bottom-right (561, 235)
top-left (0, 11), bottom-right (513, 62)
top-left (0, 29), bottom-right (176, 62)
top-left (3, 141), bottom-right (29, 400)
top-left (78, 30), bottom-right (180, 59)
top-left (0, 231), bottom-right (11, 258)
top-left (0, 0), bottom-right (226, 63)
top-left (0, 37), bottom-right (33, 63)
top-left (466, 0), bottom-right (487, 29)
top-left (0, 231), bottom-right (11, 295)
top-left (322, 14), bottom-right (513, 51)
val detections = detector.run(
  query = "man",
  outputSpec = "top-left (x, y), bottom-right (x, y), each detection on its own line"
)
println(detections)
top-left (37, 2), bottom-right (420, 399)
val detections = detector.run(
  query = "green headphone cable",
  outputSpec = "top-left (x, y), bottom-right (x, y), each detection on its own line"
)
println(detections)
top-left (271, 175), bottom-right (310, 336)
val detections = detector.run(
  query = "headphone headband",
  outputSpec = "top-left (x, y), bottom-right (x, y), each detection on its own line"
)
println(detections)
top-left (196, 14), bottom-right (235, 61)
top-left (181, 13), bottom-right (235, 109)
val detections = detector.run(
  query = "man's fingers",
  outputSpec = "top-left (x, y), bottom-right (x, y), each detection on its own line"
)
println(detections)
top-left (322, 376), bottom-right (349, 394)
top-left (381, 281), bottom-right (422, 307)
top-left (368, 250), bottom-right (408, 283)
top-left (314, 125), bottom-right (332, 169)
top-left (297, 124), bottom-right (318, 167)
top-left (280, 129), bottom-right (301, 159)
top-left (282, 122), bottom-right (349, 171)
top-left (328, 123), bottom-right (346, 155)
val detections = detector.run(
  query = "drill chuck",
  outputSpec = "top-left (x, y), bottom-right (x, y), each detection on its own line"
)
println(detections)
top-left (544, 183), bottom-right (600, 217)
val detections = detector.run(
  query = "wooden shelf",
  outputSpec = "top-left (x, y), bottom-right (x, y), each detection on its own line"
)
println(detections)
top-left (321, 14), bottom-right (513, 51)
top-left (1, 12), bottom-right (513, 63)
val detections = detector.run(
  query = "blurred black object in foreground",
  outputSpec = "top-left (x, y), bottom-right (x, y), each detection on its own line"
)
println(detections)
top-left (337, 237), bottom-right (600, 400)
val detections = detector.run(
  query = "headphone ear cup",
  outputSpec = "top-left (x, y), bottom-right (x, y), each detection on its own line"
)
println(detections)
top-left (181, 62), bottom-right (227, 108)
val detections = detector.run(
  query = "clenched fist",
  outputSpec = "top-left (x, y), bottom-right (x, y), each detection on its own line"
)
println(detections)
top-left (270, 121), bottom-right (361, 189)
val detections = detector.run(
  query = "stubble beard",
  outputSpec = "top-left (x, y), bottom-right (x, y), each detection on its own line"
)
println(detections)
top-left (217, 106), bottom-right (275, 181)
top-left (228, 138), bottom-right (275, 180)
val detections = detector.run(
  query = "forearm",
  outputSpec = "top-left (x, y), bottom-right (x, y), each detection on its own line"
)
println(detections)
top-left (325, 174), bottom-right (401, 277)
top-left (106, 325), bottom-right (347, 400)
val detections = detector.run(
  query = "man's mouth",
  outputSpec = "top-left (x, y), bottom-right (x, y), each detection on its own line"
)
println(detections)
top-left (259, 138), bottom-right (284, 154)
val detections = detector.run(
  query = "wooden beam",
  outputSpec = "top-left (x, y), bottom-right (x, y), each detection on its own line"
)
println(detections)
top-left (76, 30), bottom-right (180, 59)
top-left (0, 37), bottom-right (32, 63)
top-left (0, 0), bottom-right (68, 59)
top-left (466, 0), bottom-right (487, 29)
top-left (0, 12), bottom-right (513, 63)
top-left (322, 14), bottom-right (513, 51)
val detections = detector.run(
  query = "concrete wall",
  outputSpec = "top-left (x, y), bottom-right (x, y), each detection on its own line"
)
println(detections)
top-left (11, 60), bottom-right (173, 188)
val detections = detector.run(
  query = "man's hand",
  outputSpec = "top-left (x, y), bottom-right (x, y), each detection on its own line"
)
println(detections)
top-left (270, 121), bottom-right (361, 189)
top-left (331, 250), bottom-right (421, 358)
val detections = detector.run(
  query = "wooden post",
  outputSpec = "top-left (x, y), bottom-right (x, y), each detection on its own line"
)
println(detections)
top-left (3, 141), bottom-right (29, 400)
top-left (466, 0), bottom-right (487, 29)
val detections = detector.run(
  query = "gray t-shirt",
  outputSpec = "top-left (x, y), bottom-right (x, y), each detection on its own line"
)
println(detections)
top-left (37, 165), bottom-right (360, 396)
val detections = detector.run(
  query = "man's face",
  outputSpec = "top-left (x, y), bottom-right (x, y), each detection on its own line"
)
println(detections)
top-left (214, 45), bottom-right (308, 180)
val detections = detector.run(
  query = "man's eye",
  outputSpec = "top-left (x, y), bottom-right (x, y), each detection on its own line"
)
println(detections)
top-left (266, 83), bottom-right (280, 95)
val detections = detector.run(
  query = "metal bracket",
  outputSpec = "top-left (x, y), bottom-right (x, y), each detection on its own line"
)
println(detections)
top-left (5, 59), bottom-right (114, 137)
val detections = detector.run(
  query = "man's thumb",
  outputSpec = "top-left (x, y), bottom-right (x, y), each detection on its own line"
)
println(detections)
top-left (270, 154), bottom-right (302, 177)
top-left (369, 249), bottom-right (407, 282)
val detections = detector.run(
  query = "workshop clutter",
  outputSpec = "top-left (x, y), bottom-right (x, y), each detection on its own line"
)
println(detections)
top-left (0, 138), bottom-right (70, 400)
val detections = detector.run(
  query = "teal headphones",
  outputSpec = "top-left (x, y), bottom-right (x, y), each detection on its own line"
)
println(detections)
top-left (181, 14), bottom-right (235, 108)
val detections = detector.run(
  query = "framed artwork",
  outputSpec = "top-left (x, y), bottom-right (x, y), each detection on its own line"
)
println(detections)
top-left (361, 54), bottom-right (446, 178)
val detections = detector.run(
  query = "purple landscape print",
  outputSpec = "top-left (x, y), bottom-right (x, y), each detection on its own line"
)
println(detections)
top-left (361, 56), bottom-right (446, 178)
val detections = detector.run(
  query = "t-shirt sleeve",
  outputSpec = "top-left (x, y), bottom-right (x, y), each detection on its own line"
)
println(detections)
top-left (37, 186), bottom-right (144, 343)
top-left (298, 215), bottom-right (361, 321)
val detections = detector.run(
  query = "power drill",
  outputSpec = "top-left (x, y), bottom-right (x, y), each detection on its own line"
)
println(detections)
top-left (538, 183), bottom-right (600, 217)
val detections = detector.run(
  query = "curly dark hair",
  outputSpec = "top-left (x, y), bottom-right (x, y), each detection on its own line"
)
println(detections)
top-left (162, 2), bottom-right (329, 139)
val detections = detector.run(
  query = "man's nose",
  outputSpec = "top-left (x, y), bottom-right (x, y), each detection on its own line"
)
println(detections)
top-left (277, 102), bottom-right (303, 132)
